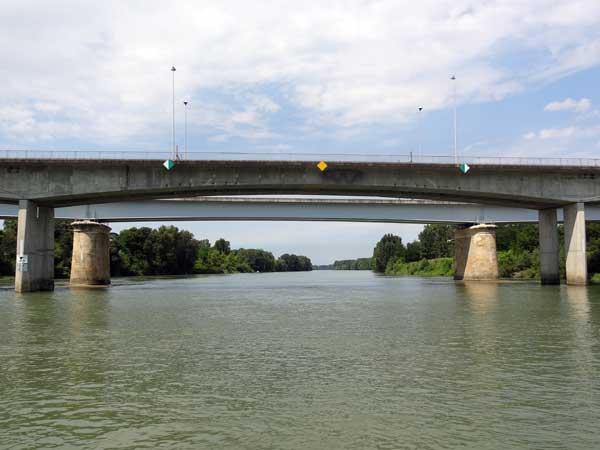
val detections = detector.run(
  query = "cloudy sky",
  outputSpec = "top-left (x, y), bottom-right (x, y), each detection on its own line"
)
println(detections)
top-left (2, 1), bottom-right (600, 263)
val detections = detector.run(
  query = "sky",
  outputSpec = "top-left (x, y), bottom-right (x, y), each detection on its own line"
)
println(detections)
top-left (1, 1), bottom-right (600, 264)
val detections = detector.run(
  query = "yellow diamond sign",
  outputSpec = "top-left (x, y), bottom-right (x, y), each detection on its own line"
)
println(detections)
top-left (317, 161), bottom-right (328, 171)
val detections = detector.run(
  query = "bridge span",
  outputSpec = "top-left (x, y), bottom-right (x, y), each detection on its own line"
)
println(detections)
top-left (2, 156), bottom-right (599, 291)
top-left (2, 197), bottom-right (600, 224)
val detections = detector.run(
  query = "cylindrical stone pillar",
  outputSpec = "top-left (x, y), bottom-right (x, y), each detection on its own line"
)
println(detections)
top-left (454, 224), bottom-right (499, 281)
top-left (70, 220), bottom-right (111, 287)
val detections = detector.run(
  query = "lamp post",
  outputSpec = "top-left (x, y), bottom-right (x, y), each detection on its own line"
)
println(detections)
top-left (183, 101), bottom-right (188, 160)
top-left (451, 75), bottom-right (457, 165)
top-left (171, 66), bottom-right (176, 160)
top-left (418, 106), bottom-right (423, 159)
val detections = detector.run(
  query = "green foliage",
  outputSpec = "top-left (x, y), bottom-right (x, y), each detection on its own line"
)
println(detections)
top-left (497, 249), bottom-right (540, 279)
top-left (194, 249), bottom-right (252, 274)
top-left (111, 226), bottom-right (199, 276)
top-left (387, 257), bottom-right (454, 276)
top-left (0, 219), bottom-right (17, 275)
top-left (405, 241), bottom-right (422, 262)
top-left (587, 223), bottom-right (600, 275)
top-left (236, 248), bottom-right (276, 272)
top-left (590, 273), bottom-right (600, 284)
top-left (418, 225), bottom-right (454, 259)
top-left (275, 254), bottom-right (313, 272)
top-left (54, 220), bottom-right (73, 278)
top-left (213, 238), bottom-right (231, 255)
top-left (332, 257), bottom-right (373, 270)
top-left (0, 220), bottom-right (313, 277)
top-left (373, 234), bottom-right (405, 273)
top-left (496, 224), bottom-right (538, 252)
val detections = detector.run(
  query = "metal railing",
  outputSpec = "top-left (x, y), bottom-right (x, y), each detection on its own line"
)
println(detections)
top-left (1, 149), bottom-right (599, 167)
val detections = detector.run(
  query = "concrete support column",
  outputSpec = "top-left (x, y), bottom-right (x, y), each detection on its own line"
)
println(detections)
top-left (454, 224), bottom-right (499, 281)
top-left (70, 221), bottom-right (111, 287)
top-left (538, 208), bottom-right (560, 285)
top-left (15, 200), bottom-right (55, 292)
top-left (564, 203), bottom-right (587, 285)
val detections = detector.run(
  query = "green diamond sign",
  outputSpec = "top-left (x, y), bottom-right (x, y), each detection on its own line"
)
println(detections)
top-left (459, 163), bottom-right (470, 174)
top-left (163, 159), bottom-right (175, 170)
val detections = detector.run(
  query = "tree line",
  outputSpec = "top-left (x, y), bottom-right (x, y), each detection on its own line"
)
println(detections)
top-left (372, 223), bottom-right (600, 281)
top-left (0, 220), bottom-right (312, 278)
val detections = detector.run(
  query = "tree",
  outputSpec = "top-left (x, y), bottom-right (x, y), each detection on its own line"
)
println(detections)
top-left (496, 224), bottom-right (538, 252)
top-left (275, 253), bottom-right (312, 272)
top-left (114, 227), bottom-right (154, 275)
top-left (54, 220), bottom-right (73, 278)
top-left (0, 219), bottom-right (17, 276)
top-left (373, 234), bottom-right (405, 273)
top-left (418, 224), bottom-right (454, 259)
top-left (213, 238), bottom-right (231, 255)
top-left (405, 241), bottom-right (422, 262)
top-left (149, 226), bottom-right (199, 275)
top-left (236, 248), bottom-right (276, 272)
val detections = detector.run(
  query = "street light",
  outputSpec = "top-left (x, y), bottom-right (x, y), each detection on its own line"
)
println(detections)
top-left (451, 75), bottom-right (457, 165)
top-left (183, 101), bottom-right (188, 160)
top-left (171, 66), bottom-right (176, 160)
top-left (418, 106), bottom-right (423, 159)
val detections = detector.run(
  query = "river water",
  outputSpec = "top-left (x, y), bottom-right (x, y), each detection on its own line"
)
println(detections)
top-left (1, 271), bottom-right (599, 449)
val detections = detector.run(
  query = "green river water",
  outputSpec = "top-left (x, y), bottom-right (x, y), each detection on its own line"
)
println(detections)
top-left (1, 271), bottom-right (599, 449)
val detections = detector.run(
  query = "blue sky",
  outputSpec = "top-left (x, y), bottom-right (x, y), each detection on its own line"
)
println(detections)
top-left (1, 1), bottom-right (600, 263)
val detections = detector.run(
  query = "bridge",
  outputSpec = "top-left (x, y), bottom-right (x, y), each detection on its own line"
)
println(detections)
top-left (2, 197), bottom-right (600, 223)
top-left (2, 153), bottom-right (599, 291)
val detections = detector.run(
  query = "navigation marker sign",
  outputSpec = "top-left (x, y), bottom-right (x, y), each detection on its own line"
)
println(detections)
top-left (163, 159), bottom-right (175, 170)
top-left (459, 163), bottom-right (470, 174)
top-left (317, 161), bottom-right (328, 172)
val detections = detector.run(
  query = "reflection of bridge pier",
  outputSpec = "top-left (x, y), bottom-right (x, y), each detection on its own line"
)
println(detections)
top-left (3, 157), bottom-right (598, 291)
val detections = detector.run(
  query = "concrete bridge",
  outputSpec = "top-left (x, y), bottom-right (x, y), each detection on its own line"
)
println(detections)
top-left (2, 156), bottom-right (600, 291)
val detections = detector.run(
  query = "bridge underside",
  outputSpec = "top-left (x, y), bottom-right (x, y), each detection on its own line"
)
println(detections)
top-left (2, 197), bottom-right (600, 224)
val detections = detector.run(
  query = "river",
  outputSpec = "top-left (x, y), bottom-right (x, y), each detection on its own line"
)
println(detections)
top-left (1, 271), bottom-right (599, 449)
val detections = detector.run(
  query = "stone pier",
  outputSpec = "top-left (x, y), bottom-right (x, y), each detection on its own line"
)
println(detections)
top-left (564, 203), bottom-right (587, 285)
top-left (454, 224), bottom-right (499, 281)
top-left (70, 221), bottom-right (111, 287)
top-left (538, 208), bottom-right (560, 285)
top-left (14, 200), bottom-right (55, 292)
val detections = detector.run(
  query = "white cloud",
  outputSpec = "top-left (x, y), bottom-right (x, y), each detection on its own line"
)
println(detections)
top-left (525, 125), bottom-right (600, 140)
top-left (0, 1), bottom-right (600, 144)
top-left (539, 126), bottom-right (578, 139)
top-left (544, 97), bottom-right (592, 113)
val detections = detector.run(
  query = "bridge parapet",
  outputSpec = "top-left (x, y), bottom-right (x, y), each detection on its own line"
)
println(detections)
top-left (2, 150), bottom-right (600, 168)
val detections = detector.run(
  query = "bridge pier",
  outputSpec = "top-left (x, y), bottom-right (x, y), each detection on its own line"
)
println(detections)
top-left (564, 203), bottom-right (587, 285)
top-left (538, 208), bottom-right (560, 285)
top-left (454, 224), bottom-right (499, 281)
top-left (14, 200), bottom-right (55, 293)
top-left (70, 221), bottom-right (111, 287)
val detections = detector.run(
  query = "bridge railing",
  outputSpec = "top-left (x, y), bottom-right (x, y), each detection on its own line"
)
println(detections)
top-left (1, 149), bottom-right (600, 167)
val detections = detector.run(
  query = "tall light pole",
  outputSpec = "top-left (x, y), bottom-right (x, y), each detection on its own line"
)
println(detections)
top-left (451, 75), bottom-right (457, 165)
top-left (171, 66), bottom-right (176, 160)
top-left (418, 106), bottom-right (423, 159)
top-left (183, 101), bottom-right (188, 160)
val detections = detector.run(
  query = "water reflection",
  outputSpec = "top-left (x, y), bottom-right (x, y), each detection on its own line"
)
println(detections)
top-left (69, 288), bottom-right (111, 335)
top-left (564, 285), bottom-right (590, 322)
top-left (461, 281), bottom-right (499, 315)
top-left (1, 273), bottom-right (600, 450)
